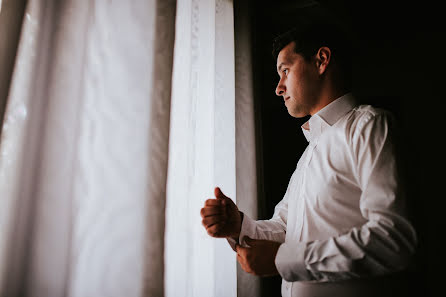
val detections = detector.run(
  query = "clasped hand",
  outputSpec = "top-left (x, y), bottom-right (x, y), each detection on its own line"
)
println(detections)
top-left (236, 236), bottom-right (281, 276)
top-left (200, 187), bottom-right (280, 276)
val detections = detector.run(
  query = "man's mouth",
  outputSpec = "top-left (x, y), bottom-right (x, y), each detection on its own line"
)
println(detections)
top-left (284, 97), bottom-right (290, 102)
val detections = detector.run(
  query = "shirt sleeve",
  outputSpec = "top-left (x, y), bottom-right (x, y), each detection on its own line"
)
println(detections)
top-left (275, 111), bottom-right (417, 282)
top-left (227, 179), bottom-right (292, 251)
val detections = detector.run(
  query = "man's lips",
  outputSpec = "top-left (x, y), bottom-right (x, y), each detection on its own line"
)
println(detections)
top-left (284, 96), bottom-right (290, 102)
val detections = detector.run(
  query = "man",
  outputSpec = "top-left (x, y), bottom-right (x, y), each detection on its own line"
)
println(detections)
top-left (200, 23), bottom-right (417, 297)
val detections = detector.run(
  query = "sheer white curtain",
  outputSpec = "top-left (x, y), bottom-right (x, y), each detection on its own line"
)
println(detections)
top-left (165, 0), bottom-right (261, 297)
top-left (0, 0), bottom-right (258, 296)
top-left (0, 0), bottom-right (175, 296)
top-left (165, 0), bottom-right (237, 296)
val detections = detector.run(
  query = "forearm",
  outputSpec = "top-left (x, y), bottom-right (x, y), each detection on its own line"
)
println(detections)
top-left (275, 213), bottom-right (417, 282)
top-left (227, 212), bottom-right (286, 250)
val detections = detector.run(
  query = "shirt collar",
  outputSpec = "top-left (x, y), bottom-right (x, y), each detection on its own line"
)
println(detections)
top-left (301, 93), bottom-right (357, 143)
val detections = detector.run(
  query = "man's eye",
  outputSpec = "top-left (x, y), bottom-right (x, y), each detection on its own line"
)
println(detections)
top-left (283, 69), bottom-right (289, 75)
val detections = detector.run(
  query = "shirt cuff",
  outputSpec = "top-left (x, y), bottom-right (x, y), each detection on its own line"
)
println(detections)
top-left (227, 237), bottom-right (238, 251)
top-left (226, 212), bottom-right (258, 251)
top-left (275, 240), bottom-right (313, 282)
top-left (238, 212), bottom-right (258, 247)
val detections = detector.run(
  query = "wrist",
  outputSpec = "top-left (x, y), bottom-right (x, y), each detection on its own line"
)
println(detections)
top-left (230, 211), bottom-right (243, 240)
top-left (236, 211), bottom-right (243, 237)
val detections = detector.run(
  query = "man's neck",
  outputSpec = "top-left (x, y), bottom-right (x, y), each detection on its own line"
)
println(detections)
top-left (309, 86), bottom-right (349, 116)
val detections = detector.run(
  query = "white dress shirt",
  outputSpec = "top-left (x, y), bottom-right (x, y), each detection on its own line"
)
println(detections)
top-left (231, 93), bottom-right (417, 297)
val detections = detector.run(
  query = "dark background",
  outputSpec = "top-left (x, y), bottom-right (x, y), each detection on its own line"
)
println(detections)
top-left (237, 0), bottom-right (445, 296)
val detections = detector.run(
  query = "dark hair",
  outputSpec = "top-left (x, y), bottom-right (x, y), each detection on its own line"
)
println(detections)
top-left (272, 23), bottom-right (352, 88)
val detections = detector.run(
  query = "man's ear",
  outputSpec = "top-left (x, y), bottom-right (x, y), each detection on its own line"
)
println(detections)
top-left (315, 46), bottom-right (331, 75)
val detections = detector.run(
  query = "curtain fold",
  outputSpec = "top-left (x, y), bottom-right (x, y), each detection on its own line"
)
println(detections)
top-left (165, 0), bottom-right (237, 296)
top-left (234, 0), bottom-right (261, 296)
top-left (143, 0), bottom-right (177, 296)
top-left (0, 0), bottom-right (27, 133)
top-left (0, 0), bottom-right (251, 296)
top-left (0, 0), bottom-right (176, 296)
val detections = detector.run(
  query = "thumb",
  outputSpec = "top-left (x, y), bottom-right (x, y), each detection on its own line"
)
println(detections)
top-left (214, 187), bottom-right (228, 200)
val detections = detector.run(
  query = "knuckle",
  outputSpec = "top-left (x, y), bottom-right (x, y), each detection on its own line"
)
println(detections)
top-left (207, 216), bottom-right (215, 224)
top-left (207, 225), bottom-right (218, 236)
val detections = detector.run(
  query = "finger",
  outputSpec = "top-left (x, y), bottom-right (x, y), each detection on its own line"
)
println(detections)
top-left (202, 215), bottom-right (226, 228)
top-left (237, 254), bottom-right (253, 274)
top-left (200, 206), bottom-right (224, 218)
top-left (214, 187), bottom-right (228, 200)
top-left (235, 244), bottom-right (247, 257)
top-left (206, 224), bottom-right (227, 238)
top-left (236, 253), bottom-right (244, 266)
top-left (205, 199), bottom-right (223, 206)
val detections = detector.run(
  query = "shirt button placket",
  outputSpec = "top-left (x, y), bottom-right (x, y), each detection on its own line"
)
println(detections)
top-left (298, 142), bottom-right (316, 241)
top-left (284, 281), bottom-right (292, 297)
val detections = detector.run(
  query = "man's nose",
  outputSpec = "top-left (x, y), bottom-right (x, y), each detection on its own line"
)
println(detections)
top-left (275, 82), bottom-right (285, 96)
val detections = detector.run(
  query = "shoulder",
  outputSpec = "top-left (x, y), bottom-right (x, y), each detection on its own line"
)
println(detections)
top-left (344, 104), bottom-right (395, 143)
top-left (353, 104), bottom-right (392, 123)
